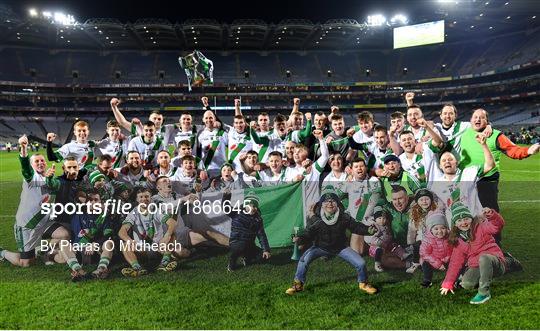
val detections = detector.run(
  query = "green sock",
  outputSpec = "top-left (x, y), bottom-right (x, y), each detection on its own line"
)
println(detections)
top-left (67, 257), bottom-right (81, 271)
top-left (98, 257), bottom-right (110, 269)
top-left (160, 254), bottom-right (171, 265)
top-left (130, 261), bottom-right (141, 270)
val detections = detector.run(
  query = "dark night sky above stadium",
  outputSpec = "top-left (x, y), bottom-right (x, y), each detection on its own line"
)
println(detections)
top-left (5, 0), bottom-right (424, 23)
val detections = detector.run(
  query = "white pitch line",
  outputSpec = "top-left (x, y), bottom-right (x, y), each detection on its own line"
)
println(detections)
top-left (500, 170), bottom-right (540, 173)
top-left (499, 200), bottom-right (540, 203)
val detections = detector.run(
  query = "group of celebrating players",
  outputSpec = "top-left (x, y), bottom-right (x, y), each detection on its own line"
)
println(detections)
top-left (1, 92), bottom-right (538, 304)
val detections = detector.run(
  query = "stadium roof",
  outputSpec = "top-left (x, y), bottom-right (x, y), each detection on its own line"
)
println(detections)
top-left (0, 1), bottom-right (538, 51)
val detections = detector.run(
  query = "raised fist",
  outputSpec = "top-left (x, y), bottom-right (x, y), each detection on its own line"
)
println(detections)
top-left (405, 92), bottom-right (415, 101)
top-left (313, 129), bottom-right (323, 140)
top-left (18, 135), bottom-right (28, 146)
top-left (110, 98), bottom-right (120, 107)
top-left (199, 170), bottom-right (208, 181)
top-left (325, 136), bottom-right (334, 144)
top-left (301, 159), bottom-right (312, 168)
top-left (482, 207), bottom-right (494, 217)
top-left (46, 133), bottom-right (57, 142)
top-left (132, 118), bottom-right (141, 125)
top-left (305, 112), bottom-right (312, 121)
top-left (234, 99), bottom-right (241, 107)
top-left (293, 98), bottom-right (300, 106)
top-left (330, 106), bottom-right (339, 113)
top-left (201, 96), bottom-right (209, 107)
top-left (45, 163), bottom-right (56, 177)
top-left (346, 127), bottom-right (356, 137)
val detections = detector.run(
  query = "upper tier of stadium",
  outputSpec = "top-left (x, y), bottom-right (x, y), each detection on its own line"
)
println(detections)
top-left (0, 1), bottom-right (538, 84)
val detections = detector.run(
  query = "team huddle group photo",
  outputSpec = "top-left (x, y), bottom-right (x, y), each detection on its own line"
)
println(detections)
top-left (1, 92), bottom-right (539, 306)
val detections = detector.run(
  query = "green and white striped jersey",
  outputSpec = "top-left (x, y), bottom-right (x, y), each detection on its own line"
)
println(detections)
top-left (127, 136), bottom-right (165, 166)
top-left (16, 155), bottom-right (53, 229)
top-left (197, 128), bottom-right (228, 171)
top-left (123, 208), bottom-right (170, 243)
top-left (55, 141), bottom-right (95, 167)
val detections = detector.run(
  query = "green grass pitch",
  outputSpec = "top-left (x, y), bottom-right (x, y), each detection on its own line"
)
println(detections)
top-left (0, 150), bottom-right (539, 329)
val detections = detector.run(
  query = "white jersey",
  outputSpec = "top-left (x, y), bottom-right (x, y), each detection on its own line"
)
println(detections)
top-left (127, 136), bottom-right (165, 166)
top-left (428, 166), bottom-right (484, 225)
top-left (258, 168), bottom-right (287, 186)
top-left (226, 127), bottom-right (253, 171)
top-left (404, 125), bottom-right (427, 143)
top-left (232, 171), bottom-right (261, 188)
top-left (56, 141), bottom-right (93, 167)
top-left (252, 130), bottom-right (271, 160)
top-left (171, 124), bottom-right (202, 155)
top-left (252, 128), bottom-right (305, 162)
top-left (159, 124), bottom-right (179, 147)
top-left (123, 208), bottom-right (170, 243)
top-left (345, 177), bottom-right (381, 221)
top-left (399, 153), bottom-right (425, 181)
top-left (94, 137), bottom-right (130, 168)
top-left (16, 156), bottom-right (52, 228)
top-left (131, 122), bottom-right (174, 147)
top-left (197, 128), bottom-right (228, 171)
top-left (115, 167), bottom-right (146, 188)
top-left (169, 170), bottom-right (198, 196)
top-left (367, 145), bottom-right (393, 170)
top-left (322, 172), bottom-right (348, 197)
top-left (435, 121), bottom-right (471, 142)
top-left (152, 193), bottom-right (178, 205)
top-left (351, 130), bottom-right (374, 158)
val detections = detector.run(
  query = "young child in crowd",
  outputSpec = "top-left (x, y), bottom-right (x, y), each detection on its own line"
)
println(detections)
top-left (419, 212), bottom-right (452, 288)
top-left (440, 202), bottom-right (521, 304)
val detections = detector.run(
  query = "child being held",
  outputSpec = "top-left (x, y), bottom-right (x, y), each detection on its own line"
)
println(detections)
top-left (364, 205), bottom-right (408, 272)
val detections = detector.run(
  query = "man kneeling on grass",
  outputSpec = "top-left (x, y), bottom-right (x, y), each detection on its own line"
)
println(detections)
top-left (118, 187), bottom-right (180, 277)
top-left (285, 188), bottom-right (378, 295)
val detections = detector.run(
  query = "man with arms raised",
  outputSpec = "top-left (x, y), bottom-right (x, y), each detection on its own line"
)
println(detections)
top-left (1, 135), bottom-right (70, 267)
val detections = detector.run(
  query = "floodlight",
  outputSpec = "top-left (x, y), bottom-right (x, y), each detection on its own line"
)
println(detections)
top-left (367, 14), bottom-right (386, 26)
top-left (390, 14), bottom-right (408, 25)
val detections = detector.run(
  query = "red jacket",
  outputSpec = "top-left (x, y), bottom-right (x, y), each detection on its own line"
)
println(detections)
top-left (441, 211), bottom-right (505, 290)
top-left (420, 231), bottom-right (453, 270)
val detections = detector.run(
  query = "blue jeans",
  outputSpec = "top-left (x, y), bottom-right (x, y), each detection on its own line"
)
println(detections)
top-left (294, 246), bottom-right (367, 283)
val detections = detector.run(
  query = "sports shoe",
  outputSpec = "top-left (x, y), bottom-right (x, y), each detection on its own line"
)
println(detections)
top-left (358, 282), bottom-right (378, 294)
top-left (285, 280), bottom-right (304, 295)
top-left (504, 252), bottom-right (523, 273)
top-left (121, 267), bottom-right (148, 278)
top-left (420, 280), bottom-right (433, 288)
top-left (43, 251), bottom-right (56, 266)
top-left (470, 293), bottom-right (491, 304)
top-left (71, 269), bottom-right (91, 282)
top-left (239, 257), bottom-right (247, 267)
top-left (157, 261), bottom-right (178, 272)
top-left (406, 262), bottom-right (421, 274)
top-left (91, 266), bottom-right (110, 279)
top-left (374, 261), bottom-right (384, 272)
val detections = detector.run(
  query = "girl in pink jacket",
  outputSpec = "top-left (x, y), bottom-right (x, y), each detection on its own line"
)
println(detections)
top-left (439, 202), bottom-right (520, 304)
top-left (419, 212), bottom-right (452, 288)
